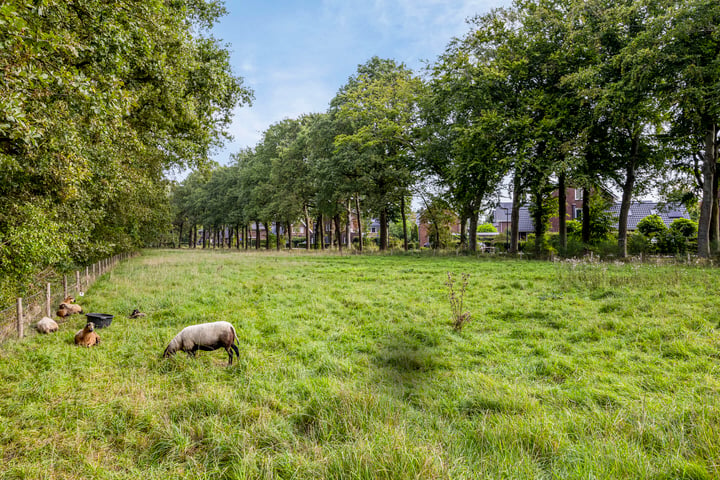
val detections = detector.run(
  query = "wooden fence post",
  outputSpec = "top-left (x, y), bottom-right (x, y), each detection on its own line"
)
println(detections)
top-left (16, 298), bottom-right (23, 339)
top-left (63, 275), bottom-right (68, 299)
top-left (85, 267), bottom-right (89, 290)
top-left (76, 271), bottom-right (81, 295)
top-left (46, 283), bottom-right (51, 317)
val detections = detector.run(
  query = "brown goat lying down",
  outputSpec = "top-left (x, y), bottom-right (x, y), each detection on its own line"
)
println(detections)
top-left (163, 321), bottom-right (239, 365)
top-left (75, 322), bottom-right (100, 347)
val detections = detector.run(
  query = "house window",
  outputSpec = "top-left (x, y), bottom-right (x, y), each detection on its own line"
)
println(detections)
top-left (371, 227), bottom-right (377, 233)
top-left (575, 189), bottom-right (583, 201)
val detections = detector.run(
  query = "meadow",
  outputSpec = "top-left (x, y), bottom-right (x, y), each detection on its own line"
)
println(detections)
top-left (0, 249), bottom-right (719, 479)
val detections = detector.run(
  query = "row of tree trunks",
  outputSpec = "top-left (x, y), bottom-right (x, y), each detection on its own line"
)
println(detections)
top-left (698, 121), bottom-right (717, 258)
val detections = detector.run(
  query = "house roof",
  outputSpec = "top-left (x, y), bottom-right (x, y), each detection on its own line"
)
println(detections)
top-left (607, 202), bottom-right (689, 230)
top-left (494, 201), bottom-right (690, 233)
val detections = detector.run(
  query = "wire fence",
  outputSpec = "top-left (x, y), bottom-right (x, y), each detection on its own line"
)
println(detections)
top-left (0, 252), bottom-right (138, 344)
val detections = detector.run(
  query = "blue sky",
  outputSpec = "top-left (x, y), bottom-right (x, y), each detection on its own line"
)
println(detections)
top-left (210, 0), bottom-right (513, 165)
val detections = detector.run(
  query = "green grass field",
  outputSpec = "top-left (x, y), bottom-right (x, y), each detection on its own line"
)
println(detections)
top-left (1, 249), bottom-right (719, 479)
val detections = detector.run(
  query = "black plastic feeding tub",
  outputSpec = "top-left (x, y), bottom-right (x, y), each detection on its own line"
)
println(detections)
top-left (86, 313), bottom-right (114, 329)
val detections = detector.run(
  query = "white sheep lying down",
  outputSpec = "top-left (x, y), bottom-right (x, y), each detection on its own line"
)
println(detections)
top-left (163, 321), bottom-right (240, 365)
top-left (36, 316), bottom-right (59, 334)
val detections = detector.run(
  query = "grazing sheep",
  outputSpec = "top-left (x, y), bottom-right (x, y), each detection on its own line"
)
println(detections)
top-left (57, 302), bottom-right (83, 319)
top-left (62, 296), bottom-right (75, 304)
top-left (129, 309), bottom-right (146, 319)
top-left (163, 321), bottom-right (239, 365)
top-left (36, 317), bottom-right (59, 334)
top-left (74, 322), bottom-right (100, 347)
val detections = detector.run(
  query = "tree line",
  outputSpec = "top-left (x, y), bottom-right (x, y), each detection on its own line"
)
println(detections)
top-left (173, 0), bottom-right (719, 258)
top-left (0, 0), bottom-right (251, 301)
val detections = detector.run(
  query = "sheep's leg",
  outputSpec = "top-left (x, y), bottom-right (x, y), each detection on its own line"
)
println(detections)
top-left (225, 347), bottom-right (233, 366)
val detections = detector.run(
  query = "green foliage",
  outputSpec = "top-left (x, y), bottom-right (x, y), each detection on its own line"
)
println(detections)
top-left (0, 0), bottom-right (251, 296)
top-left (637, 214), bottom-right (668, 237)
top-left (477, 223), bottom-right (497, 233)
top-left (566, 219), bottom-right (583, 236)
top-left (587, 193), bottom-right (616, 243)
top-left (669, 218), bottom-right (698, 238)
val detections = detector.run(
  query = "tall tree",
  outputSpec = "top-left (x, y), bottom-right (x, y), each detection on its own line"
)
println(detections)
top-left (332, 57), bottom-right (423, 251)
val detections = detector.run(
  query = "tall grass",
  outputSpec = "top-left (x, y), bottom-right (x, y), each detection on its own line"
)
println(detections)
top-left (0, 249), bottom-right (718, 479)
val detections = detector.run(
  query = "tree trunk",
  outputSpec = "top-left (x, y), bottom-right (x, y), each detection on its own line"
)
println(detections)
top-left (328, 216), bottom-right (334, 249)
top-left (558, 174), bottom-right (566, 253)
top-left (379, 207), bottom-right (388, 251)
top-left (618, 151), bottom-right (637, 258)
top-left (346, 200), bottom-right (352, 250)
top-left (355, 194), bottom-right (363, 252)
top-left (460, 215), bottom-right (467, 250)
top-left (401, 195), bottom-right (408, 251)
top-left (533, 191), bottom-right (545, 257)
top-left (582, 187), bottom-right (591, 245)
top-left (318, 214), bottom-right (324, 250)
top-left (202, 227), bottom-right (207, 249)
top-left (265, 222), bottom-right (270, 250)
top-left (468, 208), bottom-right (479, 252)
top-left (711, 164), bottom-right (719, 251)
top-left (334, 214), bottom-right (343, 253)
top-left (698, 122), bottom-right (717, 257)
top-left (244, 224), bottom-right (249, 250)
top-left (287, 222), bottom-right (293, 249)
top-left (510, 173), bottom-right (522, 253)
top-left (255, 222), bottom-right (260, 249)
top-left (276, 221), bottom-right (280, 250)
top-left (304, 205), bottom-right (311, 251)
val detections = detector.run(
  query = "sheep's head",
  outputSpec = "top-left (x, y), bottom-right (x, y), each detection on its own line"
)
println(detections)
top-left (64, 296), bottom-right (75, 303)
top-left (85, 322), bottom-right (95, 332)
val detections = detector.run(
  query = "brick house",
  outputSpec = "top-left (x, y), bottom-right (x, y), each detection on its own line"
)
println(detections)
top-left (493, 187), bottom-right (690, 238)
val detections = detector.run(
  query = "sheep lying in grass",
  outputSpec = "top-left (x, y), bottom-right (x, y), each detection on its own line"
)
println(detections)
top-left (74, 322), bottom-right (100, 347)
top-left (163, 321), bottom-right (239, 366)
top-left (129, 309), bottom-right (146, 319)
top-left (36, 317), bottom-right (59, 334)
top-left (57, 298), bottom-right (83, 319)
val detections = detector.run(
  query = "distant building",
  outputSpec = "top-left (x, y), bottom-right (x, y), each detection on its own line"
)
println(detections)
top-left (493, 188), bottom-right (691, 238)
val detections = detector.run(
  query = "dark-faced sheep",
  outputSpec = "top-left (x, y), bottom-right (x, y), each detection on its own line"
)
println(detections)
top-left (75, 322), bottom-right (100, 347)
top-left (129, 309), bottom-right (146, 319)
top-left (36, 317), bottom-right (59, 334)
top-left (163, 321), bottom-right (239, 365)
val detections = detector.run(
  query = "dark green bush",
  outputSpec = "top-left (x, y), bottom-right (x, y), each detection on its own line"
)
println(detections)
top-left (637, 214), bottom-right (667, 237)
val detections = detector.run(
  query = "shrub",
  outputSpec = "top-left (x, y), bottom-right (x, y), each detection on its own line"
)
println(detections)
top-left (477, 223), bottom-right (497, 233)
top-left (637, 214), bottom-right (667, 237)
top-left (524, 234), bottom-right (557, 258)
top-left (566, 219), bottom-right (582, 236)
top-left (669, 218), bottom-right (698, 239)
top-left (627, 232), bottom-right (650, 255)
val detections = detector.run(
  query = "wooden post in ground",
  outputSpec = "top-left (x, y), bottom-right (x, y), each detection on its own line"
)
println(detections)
top-left (46, 284), bottom-right (51, 317)
top-left (76, 271), bottom-right (81, 295)
top-left (85, 267), bottom-right (89, 291)
top-left (63, 275), bottom-right (68, 299)
top-left (16, 298), bottom-right (23, 339)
